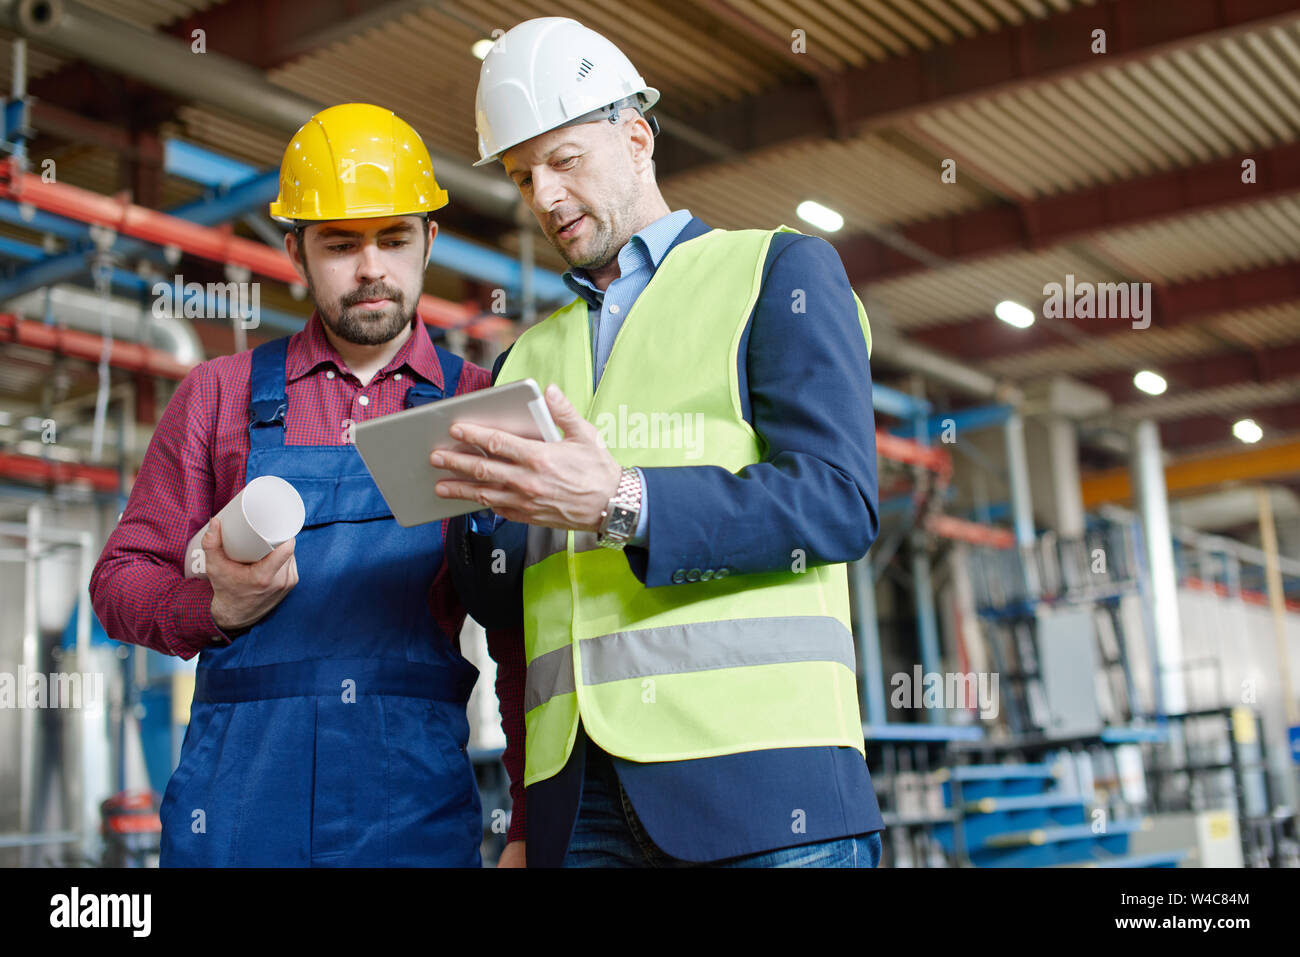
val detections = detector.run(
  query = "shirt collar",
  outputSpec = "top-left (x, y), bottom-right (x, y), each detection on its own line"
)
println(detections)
top-left (286, 311), bottom-right (446, 390)
top-left (563, 208), bottom-right (693, 309)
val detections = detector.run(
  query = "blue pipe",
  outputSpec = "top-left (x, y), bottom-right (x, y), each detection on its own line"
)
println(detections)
top-left (161, 140), bottom-right (574, 303)
top-left (6, 125), bottom-right (574, 317)
top-left (0, 228), bottom-right (309, 334)
top-left (0, 200), bottom-right (90, 241)
top-left (0, 235), bottom-right (43, 262)
top-left (0, 172), bottom-right (282, 302)
top-left (429, 232), bottom-right (570, 303)
top-left (891, 403), bottom-right (1014, 439)
top-left (872, 383), bottom-right (932, 421)
top-left (164, 139), bottom-right (260, 188)
top-left (111, 271), bottom-right (308, 334)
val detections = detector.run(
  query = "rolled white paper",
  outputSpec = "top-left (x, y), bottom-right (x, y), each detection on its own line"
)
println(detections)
top-left (184, 475), bottom-right (306, 580)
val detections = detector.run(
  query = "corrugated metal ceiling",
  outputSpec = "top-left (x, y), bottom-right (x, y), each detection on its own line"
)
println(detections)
top-left (0, 0), bottom-right (1295, 453)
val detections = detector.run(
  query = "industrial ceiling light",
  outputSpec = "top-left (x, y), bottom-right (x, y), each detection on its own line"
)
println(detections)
top-left (472, 38), bottom-right (496, 60)
top-left (1133, 370), bottom-right (1167, 395)
top-left (796, 200), bottom-right (844, 233)
top-left (1232, 418), bottom-right (1263, 444)
top-left (995, 300), bottom-right (1035, 329)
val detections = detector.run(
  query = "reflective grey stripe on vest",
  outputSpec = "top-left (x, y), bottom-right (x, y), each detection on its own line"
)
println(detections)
top-left (524, 615), bottom-right (855, 712)
top-left (524, 528), bottom-right (598, 570)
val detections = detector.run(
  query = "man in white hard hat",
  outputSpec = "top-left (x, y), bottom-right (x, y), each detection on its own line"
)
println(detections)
top-left (440, 17), bottom-right (884, 868)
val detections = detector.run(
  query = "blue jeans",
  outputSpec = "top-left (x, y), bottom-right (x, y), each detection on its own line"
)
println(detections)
top-left (562, 745), bottom-right (884, 868)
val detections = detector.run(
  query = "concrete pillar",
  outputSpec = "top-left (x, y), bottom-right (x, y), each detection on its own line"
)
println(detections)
top-left (1004, 412), bottom-right (1038, 600)
top-left (1129, 419), bottom-right (1187, 715)
top-left (1047, 416), bottom-right (1086, 539)
top-left (847, 558), bottom-right (887, 727)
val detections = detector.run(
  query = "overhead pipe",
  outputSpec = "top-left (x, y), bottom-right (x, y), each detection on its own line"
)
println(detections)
top-left (0, 162), bottom-right (511, 338)
top-left (163, 138), bottom-right (260, 189)
top-left (6, 286), bottom-right (204, 366)
top-left (873, 335), bottom-right (1021, 403)
top-left (1, 0), bottom-right (520, 222)
top-left (871, 382), bottom-right (931, 421)
top-left (891, 403), bottom-right (1014, 440)
top-left (1170, 485), bottom-right (1300, 531)
top-left (0, 312), bottom-right (194, 379)
top-left (163, 139), bottom-right (571, 303)
top-left (0, 451), bottom-right (119, 492)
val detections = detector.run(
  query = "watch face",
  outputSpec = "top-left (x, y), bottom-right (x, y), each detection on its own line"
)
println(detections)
top-left (607, 506), bottom-right (637, 538)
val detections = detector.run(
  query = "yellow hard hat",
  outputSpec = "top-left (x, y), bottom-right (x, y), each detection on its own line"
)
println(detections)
top-left (269, 103), bottom-right (448, 222)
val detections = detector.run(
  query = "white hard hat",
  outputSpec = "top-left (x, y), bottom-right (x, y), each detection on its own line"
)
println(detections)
top-left (474, 17), bottom-right (661, 167)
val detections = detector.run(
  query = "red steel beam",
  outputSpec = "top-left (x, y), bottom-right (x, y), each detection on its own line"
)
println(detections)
top-left (830, 0), bottom-right (1300, 135)
top-left (0, 157), bottom-right (303, 283)
top-left (0, 452), bottom-right (120, 493)
top-left (1151, 401), bottom-right (1300, 450)
top-left (659, 0), bottom-right (1300, 179)
top-left (1185, 576), bottom-right (1300, 613)
top-left (1087, 341), bottom-right (1300, 404)
top-left (0, 159), bottom-right (513, 339)
top-left (165, 0), bottom-right (400, 70)
top-left (905, 262), bottom-right (1300, 362)
top-left (0, 313), bottom-right (194, 380)
top-left (923, 513), bottom-right (1015, 549)
top-left (874, 430), bottom-right (953, 478)
top-left (837, 141), bottom-right (1300, 286)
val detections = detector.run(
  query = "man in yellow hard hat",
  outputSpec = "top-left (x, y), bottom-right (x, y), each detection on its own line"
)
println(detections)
top-left (90, 103), bottom-right (527, 866)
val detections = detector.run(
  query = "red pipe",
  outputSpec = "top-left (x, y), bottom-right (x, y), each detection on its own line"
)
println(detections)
top-left (923, 513), bottom-right (1015, 550)
top-left (0, 158), bottom-right (513, 340)
top-left (0, 313), bottom-right (193, 380)
top-left (0, 452), bottom-right (120, 493)
top-left (874, 429), bottom-right (953, 477)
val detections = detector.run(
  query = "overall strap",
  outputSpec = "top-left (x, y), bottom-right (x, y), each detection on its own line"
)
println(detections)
top-left (248, 337), bottom-right (290, 448)
top-left (403, 343), bottom-right (466, 408)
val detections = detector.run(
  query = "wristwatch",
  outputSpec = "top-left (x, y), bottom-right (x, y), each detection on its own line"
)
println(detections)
top-left (596, 467), bottom-right (642, 550)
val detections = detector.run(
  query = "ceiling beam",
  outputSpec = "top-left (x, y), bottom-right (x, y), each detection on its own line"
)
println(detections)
top-left (903, 261), bottom-right (1300, 361)
top-left (164, 0), bottom-right (403, 70)
top-left (1155, 401), bottom-right (1300, 450)
top-left (658, 0), bottom-right (1300, 179)
top-left (1087, 340), bottom-right (1300, 403)
top-left (836, 140), bottom-right (1300, 286)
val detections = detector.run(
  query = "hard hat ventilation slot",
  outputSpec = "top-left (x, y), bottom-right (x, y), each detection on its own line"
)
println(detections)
top-left (577, 58), bottom-right (594, 80)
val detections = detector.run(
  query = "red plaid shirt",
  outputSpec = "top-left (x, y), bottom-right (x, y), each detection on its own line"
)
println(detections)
top-left (89, 312), bottom-right (526, 843)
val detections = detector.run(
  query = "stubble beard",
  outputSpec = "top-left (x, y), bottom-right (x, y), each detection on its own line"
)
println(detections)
top-left (552, 184), bottom-right (643, 272)
top-left (307, 272), bottom-right (415, 346)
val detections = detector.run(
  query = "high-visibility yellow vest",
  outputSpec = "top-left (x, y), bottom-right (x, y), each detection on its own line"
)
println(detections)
top-left (497, 226), bottom-right (871, 786)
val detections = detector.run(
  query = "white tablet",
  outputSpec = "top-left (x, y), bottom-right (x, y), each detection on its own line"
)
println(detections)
top-left (353, 378), bottom-right (562, 526)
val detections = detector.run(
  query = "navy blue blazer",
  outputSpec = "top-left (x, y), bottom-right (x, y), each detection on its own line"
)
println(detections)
top-left (448, 217), bottom-right (885, 865)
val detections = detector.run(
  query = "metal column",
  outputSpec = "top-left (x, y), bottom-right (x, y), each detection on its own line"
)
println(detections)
top-left (1129, 419), bottom-right (1187, 715)
top-left (1047, 416), bottom-right (1086, 539)
top-left (1257, 489), bottom-right (1299, 729)
top-left (18, 505), bottom-right (39, 867)
top-left (1003, 411), bottom-right (1038, 600)
top-left (848, 557), bottom-right (887, 726)
top-left (1003, 412), bottom-right (1036, 547)
top-left (910, 535), bottom-right (944, 724)
top-left (910, 402), bottom-right (943, 724)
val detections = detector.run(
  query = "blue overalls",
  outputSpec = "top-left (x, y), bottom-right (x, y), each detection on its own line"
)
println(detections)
top-left (159, 335), bottom-right (483, 867)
